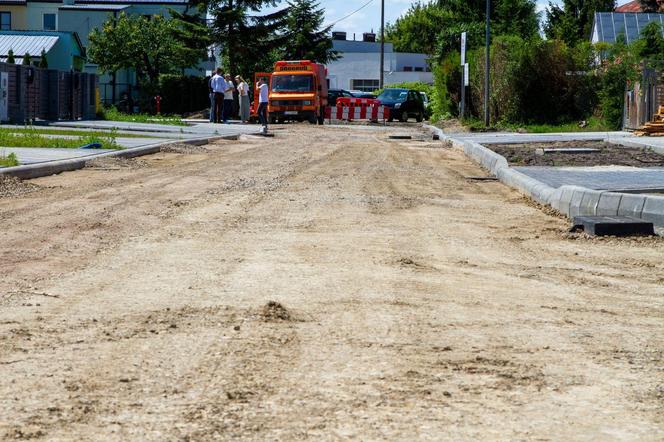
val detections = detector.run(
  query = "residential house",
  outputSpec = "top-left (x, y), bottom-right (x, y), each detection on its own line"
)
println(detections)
top-left (326, 32), bottom-right (433, 92)
top-left (0, 0), bottom-right (203, 105)
top-left (0, 29), bottom-right (85, 70)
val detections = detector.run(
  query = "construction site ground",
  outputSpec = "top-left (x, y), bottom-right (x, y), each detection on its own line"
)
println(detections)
top-left (1, 125), bottom-right (662, 440)
top-left (490, 141), bottom-right (664, 168)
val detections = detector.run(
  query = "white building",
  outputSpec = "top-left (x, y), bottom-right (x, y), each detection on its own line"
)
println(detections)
top-left (327, 32), bottom-right (433, 92)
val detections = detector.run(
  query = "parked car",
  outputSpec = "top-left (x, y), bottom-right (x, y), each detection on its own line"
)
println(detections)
top-left (376, 88), bottom-right (426, 122)
top-left (328, 89), bottom-right (354, 106)
top-left (349, 90), bottom-right (377, 99)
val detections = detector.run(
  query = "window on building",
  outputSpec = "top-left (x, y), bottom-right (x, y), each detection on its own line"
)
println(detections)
top-left (414, 67), bottom-right (424, 72)
top-left (351, 79), bottom-right (379, 93)
top-left (43, 13), bottom-right (56, 31)
top-left (403, 66), bottom-right (413, 72)
top-left (0, 12), bottom-right (11, 30)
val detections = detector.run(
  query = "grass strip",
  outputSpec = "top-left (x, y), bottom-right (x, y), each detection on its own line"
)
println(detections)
top-left (463, 116), bottom-right (613, 133)
top-left (0, 127), bottom-right (158, 139)
top-left (101, 107), bottom-right (186, 126)
top-left (0, 130), bottom-right (120, 150)
top-left (0, 152), bottom-right (19, 167)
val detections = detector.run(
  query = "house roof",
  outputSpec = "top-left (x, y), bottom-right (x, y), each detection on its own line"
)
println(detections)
top-left (616, 1), bottom-right (643, 12)
top-left (0, 34), bottom-right (59, 57)
top-left (593, 12), bottom-right (664, 43)
top-left (59, 3), bottom-right (131, 10)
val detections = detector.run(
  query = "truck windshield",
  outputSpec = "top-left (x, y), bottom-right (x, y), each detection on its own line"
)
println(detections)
top-left (272, 74), bottom-right (314, 92)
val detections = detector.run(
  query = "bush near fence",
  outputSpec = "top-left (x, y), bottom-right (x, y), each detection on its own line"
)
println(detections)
top-left (157, 75), bottom-right (210, 115)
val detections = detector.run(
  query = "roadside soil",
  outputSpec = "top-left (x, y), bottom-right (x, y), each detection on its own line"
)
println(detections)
top-left (1, 125), bottom-right (663, 440)
top-left (491, 141), bottom-right (664, 167)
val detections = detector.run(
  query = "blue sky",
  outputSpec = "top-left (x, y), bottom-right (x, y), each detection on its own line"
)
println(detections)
top-left (265, 1), bottom-right (632, 38)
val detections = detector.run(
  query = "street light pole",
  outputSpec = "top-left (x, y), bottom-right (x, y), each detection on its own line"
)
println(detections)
top-left (380, 0), bottom-right (385, 89)
top-left (484, 0), bottom-right (490, 127)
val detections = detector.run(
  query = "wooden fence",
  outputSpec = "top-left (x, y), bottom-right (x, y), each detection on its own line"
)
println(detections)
top-left (0, 62), bottom-right (97, 123)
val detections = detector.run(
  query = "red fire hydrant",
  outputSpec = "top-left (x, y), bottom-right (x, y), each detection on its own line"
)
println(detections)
top-left (154, 95), bottom-right (162, 115)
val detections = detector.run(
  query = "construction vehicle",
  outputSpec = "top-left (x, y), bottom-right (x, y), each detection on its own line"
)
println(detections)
top-left (267, 60), bottom-right (328, 125)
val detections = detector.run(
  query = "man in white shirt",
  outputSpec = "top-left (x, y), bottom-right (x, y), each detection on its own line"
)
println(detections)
top-left (210, 68), bottom-right (227, 124)
top-left (223, 74), bottom-right (235, 124)
top-left (256, 77), bottom-right (269, 132)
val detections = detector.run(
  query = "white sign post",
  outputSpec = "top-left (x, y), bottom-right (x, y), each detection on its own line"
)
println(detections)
top-left (460, 32), bottom-right (467, 118)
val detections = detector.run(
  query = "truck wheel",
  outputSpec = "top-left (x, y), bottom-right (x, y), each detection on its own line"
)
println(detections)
top-left (387, 117), bottom-right (394, 122)
top-left (308, 116), bottom-right (317, 124)
top-left (317, 109), bottom-right (325, 125)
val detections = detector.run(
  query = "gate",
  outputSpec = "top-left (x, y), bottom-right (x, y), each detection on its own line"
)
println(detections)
top-left (624, 66), bottom-right (662, 130)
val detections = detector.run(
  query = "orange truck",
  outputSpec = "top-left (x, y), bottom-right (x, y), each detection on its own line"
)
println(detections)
top-left (263, 60), bottom-right (328, 125)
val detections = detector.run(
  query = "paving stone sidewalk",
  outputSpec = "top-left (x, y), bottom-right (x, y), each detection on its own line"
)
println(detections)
top-left (2, 120), bottom-right (262, 165)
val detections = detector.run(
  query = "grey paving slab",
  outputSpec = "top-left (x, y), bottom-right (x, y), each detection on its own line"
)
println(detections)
top-left (1, 147), bottom-right (115, 165)
top-left (514, 166), bottom-right (664, 191)
top-left (51, 120), bottom-right (262, 137)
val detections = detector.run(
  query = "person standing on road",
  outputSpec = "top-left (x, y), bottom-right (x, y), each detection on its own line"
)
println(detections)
top-left (257, 77), bottom-right (269, 133)
top-left (236, 75), bottom-right (250, 123)
top-left (210, 68), bottom-right (227, 124)
top-left (223, 74), bottom-right (235, 124)
top-left (208, 75), bottom-right (215, 123)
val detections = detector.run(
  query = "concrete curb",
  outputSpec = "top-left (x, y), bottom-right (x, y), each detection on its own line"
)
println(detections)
top-left (0, 135), bottom-right (232, 180)
top-left (422, 124), bottom-right (464, 148)
top-left (605, 134), bottom-right (664, 155)
top-left (422, 125), bottom-right (664, 227)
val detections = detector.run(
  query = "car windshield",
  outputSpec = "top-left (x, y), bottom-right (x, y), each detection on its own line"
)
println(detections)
top-left (272, 74), bottom-right (314, 92)
top-left (378, 90), bottom-right (408, 102)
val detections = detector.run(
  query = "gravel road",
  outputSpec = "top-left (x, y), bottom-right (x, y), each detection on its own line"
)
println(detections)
top-left (1, 125), bottom-right (662, 440)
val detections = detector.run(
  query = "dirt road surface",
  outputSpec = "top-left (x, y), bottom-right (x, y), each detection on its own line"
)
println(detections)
top-left (1, 126), bottom-right (662, 440)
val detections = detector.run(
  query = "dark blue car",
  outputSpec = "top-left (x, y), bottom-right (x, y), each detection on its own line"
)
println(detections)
top-left (377, 88), bottom-right (426, 123)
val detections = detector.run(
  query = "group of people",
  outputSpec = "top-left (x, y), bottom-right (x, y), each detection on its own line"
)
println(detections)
top-left (208, 67), bottom-right (270, 132)
top-left (209, 67), bottom-right (251, 124)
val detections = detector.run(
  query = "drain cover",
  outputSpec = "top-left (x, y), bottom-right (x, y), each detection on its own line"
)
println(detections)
top-left (388, 135), bottom-right (412, 140)
top-left (571, 216), bottom-right (654, 236)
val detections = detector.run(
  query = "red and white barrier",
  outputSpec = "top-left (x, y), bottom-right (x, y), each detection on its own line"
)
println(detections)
top-left (325, 105), bottom-right (390, 123)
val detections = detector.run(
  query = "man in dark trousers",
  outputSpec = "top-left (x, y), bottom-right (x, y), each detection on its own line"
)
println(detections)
top-left (210, 68), bottom-right (227, 124)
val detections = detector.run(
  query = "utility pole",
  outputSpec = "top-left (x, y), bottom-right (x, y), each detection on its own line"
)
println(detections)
top-left (484, 0), bottom-right (490, 127)
top-left (380, 0), bottom-right (385, 89)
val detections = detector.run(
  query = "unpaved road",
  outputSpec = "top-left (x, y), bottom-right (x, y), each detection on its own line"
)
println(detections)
top-left (1, 125), bottom-right (662, 440)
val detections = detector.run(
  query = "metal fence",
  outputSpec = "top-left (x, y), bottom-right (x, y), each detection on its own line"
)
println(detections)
top-left (624, 67), bottom-right (662, 130)
top-left (0, 62), bottom-right (98, 124)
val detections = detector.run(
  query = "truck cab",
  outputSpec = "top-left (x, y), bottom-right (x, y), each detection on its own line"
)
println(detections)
top-left (268, 60), bottom-right (328, 125)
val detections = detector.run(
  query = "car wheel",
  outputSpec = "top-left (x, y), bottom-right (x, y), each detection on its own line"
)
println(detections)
top-left (387, 117), bottom-right (394, 122)
top-left (399, 112), bottom-right (408, 122)
top-left (416, 112), bottom-right (423, 123)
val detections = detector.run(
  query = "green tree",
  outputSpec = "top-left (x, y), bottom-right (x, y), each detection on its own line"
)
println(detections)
top-left (209, 0), bottom-right (289, 77)
top-left (22, 52), bottom-right (31, 65)
top-left (89, 13), bottom-right (203, 86)
top-left (39, 49), bottom-right (48, 69)
top-left (281, 0), bottom-right (337, 63)
top-left (544, 0), bottom-right (616, 47)
top-left (384, 2), bottom-right (453, 54)
top-left (6, 49), bottom-right (15, 64)
top-left (385, 0), bottom-right (539, 57)
top-left (169, 9), bottom-right (212, 71)
top-left (636, 21), bottom-right (664, 60)
top-left (639, 0), bottom-right (661, 12)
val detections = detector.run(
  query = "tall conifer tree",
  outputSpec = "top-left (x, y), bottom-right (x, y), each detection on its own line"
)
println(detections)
top-left (281, 0), bottom-right (337, 63)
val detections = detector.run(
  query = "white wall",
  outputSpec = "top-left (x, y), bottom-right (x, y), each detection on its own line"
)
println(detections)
top-left (327, 51), bottom-right (433, 91)
top-left (27, 2), bottom-right (59, 30)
